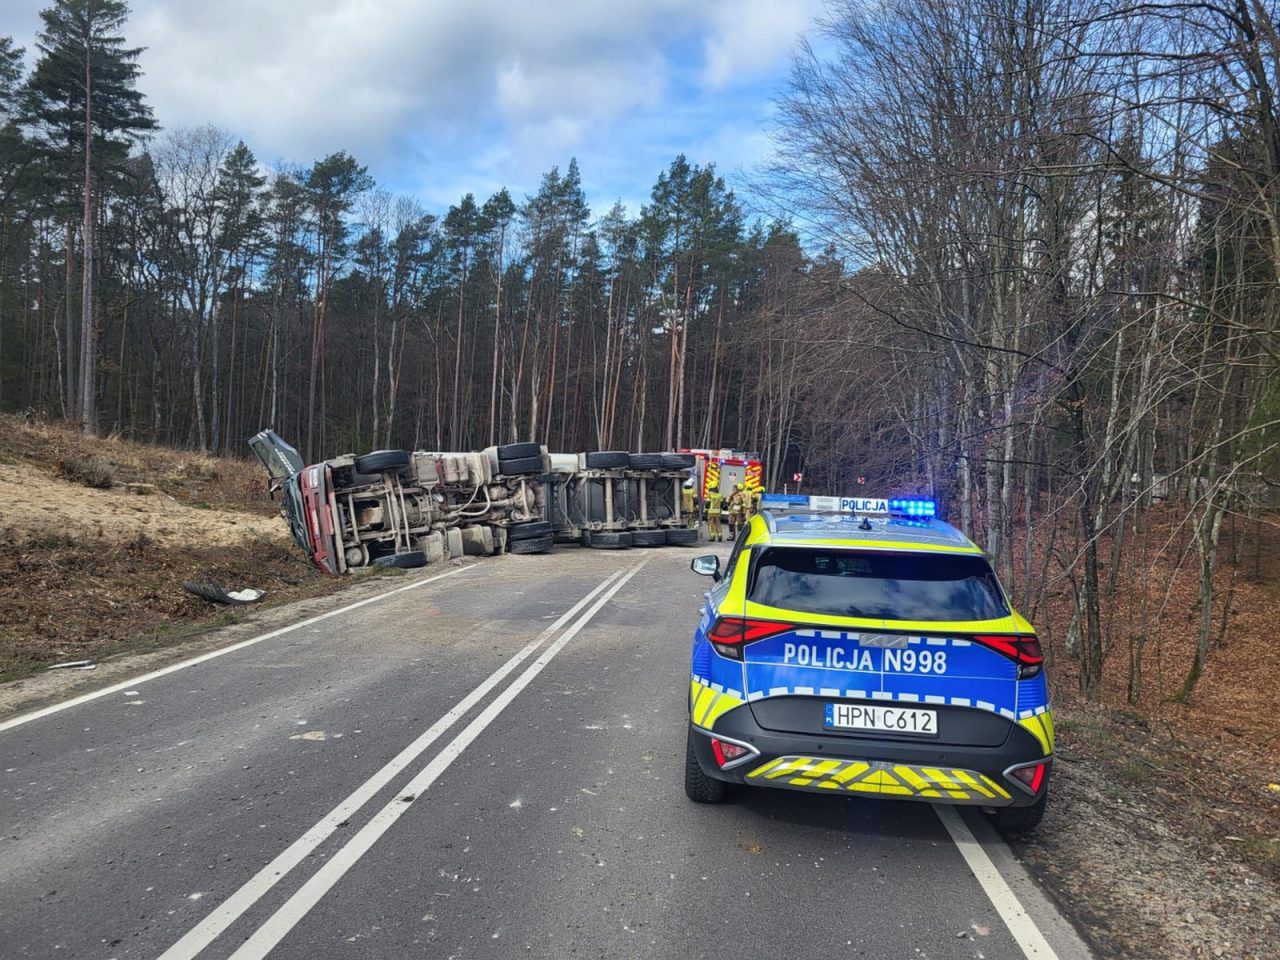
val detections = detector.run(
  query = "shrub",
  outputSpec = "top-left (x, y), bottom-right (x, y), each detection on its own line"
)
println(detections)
top-left (57, 454), bottom-right (115, 489)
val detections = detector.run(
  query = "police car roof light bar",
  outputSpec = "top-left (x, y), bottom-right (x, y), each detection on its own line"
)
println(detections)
top-left (761, 493), bottom-right (936, 519)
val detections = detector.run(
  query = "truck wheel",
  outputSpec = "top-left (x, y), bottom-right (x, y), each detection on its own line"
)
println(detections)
top-left (508, 520), bottom-right (553, 541)
top-left (510, 534), bottom-right (553, 554)
top-left (630, 529), bottom-right (666, 547)
top-left (498, 442), bottom-right (542, 461)
top-left (627, 453), bottom-right (667, 470)
top-left (372, 550), bottom-right (428, 569)
top-left (354, 449), bottom-right (411, 473)
top-left (684, 728), bottom-right (728, 803)
top-left (589, 530), bottom-right (632, 549)
top-left (665, 528), bottom-right (699, 546)
top-left (497, 455), bottom-right (543, 476)
top-left (990, 794), bottom-right (1047, 834)
top-left (584, 451), bottom-right (629, 470)
top-left (662, 453), bottom-right (696, 469)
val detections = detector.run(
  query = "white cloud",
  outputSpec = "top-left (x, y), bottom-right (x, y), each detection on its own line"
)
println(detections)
top-left (0, 0), bottom-right (816, 210)
top-left (702, 0), bottom-right (823, 89)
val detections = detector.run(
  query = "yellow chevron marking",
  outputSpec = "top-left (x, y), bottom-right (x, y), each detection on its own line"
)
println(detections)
top-left (1041, 711), bottom-right (1056, 752)
top-left (981, 776), bottom-right (1012, 800)
top-left (689, 680), bottom-right (701, 712)
top-left (747, 758), bottom-right (784, 778)
top-left (817, 780), bottom-right (841, 789)
top-left (893, 766), bottom-right (932, 792)
top-left (846, 779), bottom-right (879, 793)
top-left (767, 757), bottom-right (814, 779)
top-left (830, 761), bottom-right (871, 784)
top-left (794, 759), bottom-right (843, 785)
top-left (1020, 715), bottom-right (1051, 754)
top-left (918, 788), bottom-right (943, 798)
top-left (702, 692), bottom-right (746, 729)
top-left (692, 686), bottom-right (717, 726)
top-left (863, 770), bottom-right (911, 796)
top-left (922, 767), bottom-right (961, 790)
top-left (952, 769), bottom-right (995, 799)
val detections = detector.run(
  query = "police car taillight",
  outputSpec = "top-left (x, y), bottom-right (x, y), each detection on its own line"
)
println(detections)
top-left (1008, 761), bottom-right (1047, 794)
top-left (707, 617), bottom-right (794, 659)
top-left (711, 738), bottom-right (751, 767)
top-left (972, 634), bottom-right (1044, 679)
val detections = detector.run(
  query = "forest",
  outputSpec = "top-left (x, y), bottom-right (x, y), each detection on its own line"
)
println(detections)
top-left (2, 0), bottom-right (1280, 703)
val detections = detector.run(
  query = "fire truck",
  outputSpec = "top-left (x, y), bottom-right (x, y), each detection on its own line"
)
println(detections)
top-left (680, 449), bottom-right (765, 506)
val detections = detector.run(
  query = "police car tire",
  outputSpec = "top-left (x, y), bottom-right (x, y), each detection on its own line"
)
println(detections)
top-left (684, 729), bottom-right (728, 803)
top-left (665, 528), bottom-right (700, 546)
top-left (509, 534), bottom-right (553, 554)
top-left (627, 453), bottom-right (667, 470)
top-left (497, 455), bottom-right (544, 476)
top-left (508, 520), bottom-right (553, 541)
top-left (372, 549), bottom-right (428, 569)
top-left (588, 530), bottom-right (632, 549)
top-left (354, 449), bottom-right (411, 473)
top-left (584, 451), bottom-right (629, 470)
top-left (497, 442), bottom-right (541, 461)
top-left (630, 528), bottom-right (666, 547)
top-left (990, 793), bottom-right (1047, 833)
top-left (662, 453), bottom-right (696, 469)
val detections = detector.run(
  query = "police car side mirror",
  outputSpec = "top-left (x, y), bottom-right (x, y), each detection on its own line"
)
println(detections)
top-left (691, 555), bottom-right (721, 581)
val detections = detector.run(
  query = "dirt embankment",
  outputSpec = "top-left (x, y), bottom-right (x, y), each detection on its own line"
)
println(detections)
top-left (0, 414), bottom-right (339, 682)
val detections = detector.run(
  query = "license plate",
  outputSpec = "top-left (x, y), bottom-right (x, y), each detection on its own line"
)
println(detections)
top-left (824, 703), bottom-right (938, 737)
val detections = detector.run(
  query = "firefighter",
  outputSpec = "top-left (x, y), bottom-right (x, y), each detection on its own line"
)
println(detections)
top-left (706, 488), bottom-right (724, 542)
top-left (682, 479), bottom-right (695, 521)
top-left (726, 483), bottom-right (747, 538)
top-left (750, 485), bottom-right (763, 517)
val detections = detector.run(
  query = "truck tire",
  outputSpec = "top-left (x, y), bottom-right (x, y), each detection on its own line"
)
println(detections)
top-left (584, 451), bottom-right (628, 470)
top-left (508, 520), bottom-right (553, 541)
top-left (589, 530), bottom-right (632, 549)
top-left (510, 534), bottom-right (553, 554)
top-left (630, 529), bottom-right (666, 547)
top-left (497, 442), bottom-right (542, 460)
top-left (497, 455), bottom-right (543, 476)
top-left (662, 453), bottom-right (696, 469)
top-left (665, 528), bottom-right (699, 546)
top-left (372, 549), bottom-right (428, 569)
top-left (627, 453), bottom-right (667, 470)
top-left (354, 449), bottom-right (411, 473)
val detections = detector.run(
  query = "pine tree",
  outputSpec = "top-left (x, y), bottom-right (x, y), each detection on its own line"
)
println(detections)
top-left (24, 0), bottom-right (154, 435)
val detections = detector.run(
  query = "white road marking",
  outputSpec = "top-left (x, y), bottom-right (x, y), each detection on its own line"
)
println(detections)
top-left (224, 560), bottom-right (648, 960)
top-left (155, 566), bottom-right (626, 960)
top-left (0, 565), bottom-right (478, 734)
top-left (934, 805), bottom-right (1061, 960)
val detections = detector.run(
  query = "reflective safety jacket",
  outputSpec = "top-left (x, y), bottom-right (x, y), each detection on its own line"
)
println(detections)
top-left (706, 492), bottom-right (723, 516)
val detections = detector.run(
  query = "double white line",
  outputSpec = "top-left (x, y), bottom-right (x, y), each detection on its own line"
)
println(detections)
top-left (160, 561), bottom-right (646, 960)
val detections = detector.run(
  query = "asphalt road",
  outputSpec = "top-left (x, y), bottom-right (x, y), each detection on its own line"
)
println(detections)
top-left (0, 547), bottom-right (1092, 960)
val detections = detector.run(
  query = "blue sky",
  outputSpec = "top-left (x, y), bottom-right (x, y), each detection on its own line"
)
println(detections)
top-left (0, 0), bottom-right (823, 216)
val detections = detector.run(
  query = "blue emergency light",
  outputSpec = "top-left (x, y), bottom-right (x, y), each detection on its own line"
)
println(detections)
top-left (888, 498), bottom-right (937, 518)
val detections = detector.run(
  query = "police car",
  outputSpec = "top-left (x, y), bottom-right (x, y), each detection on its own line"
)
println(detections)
top-left (684, 494), bottom-right (1052, 832)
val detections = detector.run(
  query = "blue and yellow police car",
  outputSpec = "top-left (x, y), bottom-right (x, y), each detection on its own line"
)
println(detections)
top-left (685, 494), bottom-right (1051, 832)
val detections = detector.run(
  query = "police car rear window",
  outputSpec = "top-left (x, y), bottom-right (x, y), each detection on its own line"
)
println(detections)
top-left (748, 548), bottom-right (1008, 622)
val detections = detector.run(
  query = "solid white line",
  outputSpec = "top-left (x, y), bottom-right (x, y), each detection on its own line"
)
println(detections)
top-left (155, 567), bottom-right (624, 960)
top-left (0, 565), bottom-right (480, 735)
top-left (934, 805), bottom-right (1061, 960)
top-left (226, 559), bottom-right (648, 960)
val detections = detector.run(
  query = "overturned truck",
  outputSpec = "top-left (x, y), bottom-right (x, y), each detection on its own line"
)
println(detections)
top-left (250, 431), bottom-right (550, 575)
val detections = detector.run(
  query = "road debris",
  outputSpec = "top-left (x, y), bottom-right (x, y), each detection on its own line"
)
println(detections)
top-left (46, 660), bottom-right (96, 671)
top-left (181, 581), bottom-right (265, 605)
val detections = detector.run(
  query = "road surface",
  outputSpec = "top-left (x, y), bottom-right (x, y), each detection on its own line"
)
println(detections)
top-left (0, 547), bottom-right (1091, 959)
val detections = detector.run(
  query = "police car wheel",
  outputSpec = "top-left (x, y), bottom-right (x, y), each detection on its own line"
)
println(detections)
top-left (990, 793), bottom-right (1047, 834)
top-left (684, 729), bottom-right (728, 803)
top-left (509, 534), bottom-right (553, 554)
top-left (497, 455), bottom-right (543, 476)
top-left (353, 449), bottom-right (411, 474)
